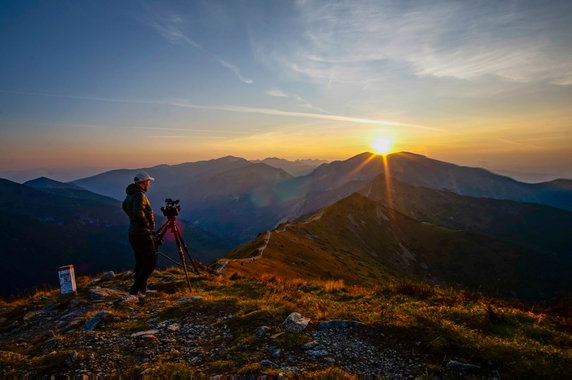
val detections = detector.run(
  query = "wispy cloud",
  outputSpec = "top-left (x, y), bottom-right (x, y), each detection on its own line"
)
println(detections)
top-left (0, 90), bottom-right (437, 130)
top-left (217, 59), bottom-right (253, 84)
top-left (259, 0), bottom-right (572, 86)
top-left (138, 5), bottom-right (253, 84)
top-left (266, 88), bottom-right (329, 113)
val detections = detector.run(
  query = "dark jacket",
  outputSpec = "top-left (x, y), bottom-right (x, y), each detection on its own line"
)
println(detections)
top-left (122, 183), bottom-right (155, 235)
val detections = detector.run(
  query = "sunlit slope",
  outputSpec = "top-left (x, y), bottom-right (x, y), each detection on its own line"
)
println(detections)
top-left (224, 193), bottom-right (571, 303)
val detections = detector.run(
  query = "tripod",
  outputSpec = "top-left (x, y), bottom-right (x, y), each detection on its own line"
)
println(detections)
top-left (154, 215), bottom-right (200, 293)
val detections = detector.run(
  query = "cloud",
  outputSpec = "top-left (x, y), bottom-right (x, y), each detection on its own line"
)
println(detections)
top-left (266, 89), bottom-right (288, 97)
top-left (266, 88), bottom-right (329, 113)
top-left (258, 0), bottom-right (572, 86)
top-left (138, 10), bottom-right (202, 49)
top-left (0, 90), bottom-right (437, 130)
top-left (138, 5), bottom-right (253, 84)
top-left (217, 59), bottom-right (253, 84)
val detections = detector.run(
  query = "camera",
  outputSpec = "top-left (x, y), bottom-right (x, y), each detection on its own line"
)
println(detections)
top-left (161, 198), bottom-right (181, 219)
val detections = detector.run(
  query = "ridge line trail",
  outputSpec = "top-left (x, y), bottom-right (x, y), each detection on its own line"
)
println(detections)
top-left (215, 231), bottom-right (272, 273)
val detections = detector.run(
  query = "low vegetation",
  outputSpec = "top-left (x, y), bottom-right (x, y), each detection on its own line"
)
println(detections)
top-left (0, 268), bottom-right (570, 378)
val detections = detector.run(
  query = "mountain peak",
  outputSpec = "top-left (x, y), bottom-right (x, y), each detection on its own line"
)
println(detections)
top-left (24, 177), bottom-right (83, 190)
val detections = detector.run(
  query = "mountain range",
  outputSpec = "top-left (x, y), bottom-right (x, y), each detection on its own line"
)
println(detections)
top-left (2, 152), bottom-right (571, 302)
top-left (223, 190), bottom-right (572, 303)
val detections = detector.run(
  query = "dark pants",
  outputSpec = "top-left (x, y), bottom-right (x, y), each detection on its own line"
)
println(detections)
top-left (128, 234), bottom-right (157, 295)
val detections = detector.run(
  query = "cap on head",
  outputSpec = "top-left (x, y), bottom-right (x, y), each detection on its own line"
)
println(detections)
top-left (134, 171), bottom-right (155, 183)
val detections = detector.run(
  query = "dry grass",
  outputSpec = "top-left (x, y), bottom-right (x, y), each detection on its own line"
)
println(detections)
top-left (2, 267), bottom-right (571, 378)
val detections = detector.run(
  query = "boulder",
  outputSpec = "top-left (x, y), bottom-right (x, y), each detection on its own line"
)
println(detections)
top-left (283, 312), bottom-right (310, 333)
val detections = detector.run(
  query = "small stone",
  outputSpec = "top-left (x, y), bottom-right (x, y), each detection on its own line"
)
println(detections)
top-left (83, 311), bottom-right (112, 332)
top-left (166, 323), bottom-right (181, 332)
top-left (23, 311), bottom-right (43, 321)
top-left (283, 312), bottom-right (310, 333)
top-left (254, 326), bottom-right (271, 339)
top-left (65, 351), bottom-right (79, 367)
top-left (177, 296), bottom-right (203, 303)
top-left (100, 271), bottom-right (115, 281)
top-left (301, 341), bottom-right (320, 350)
top-left (131, 329), bottom-right (160, 338)
top-left (305, 349), bottom-right (329, 357)
top-left (141, 335), bottom-right (159, 342)
top-left (446, 360), bottom-right (481, 372)
top-left (324, 357), bottom-right (336, 365)
top-left (88, 287), bottom-right (126, 301)
top-left (260, 360), bottom-right (279, 369)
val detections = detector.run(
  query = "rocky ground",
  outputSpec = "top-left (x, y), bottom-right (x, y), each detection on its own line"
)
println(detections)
top-left (0, 269), bottom-right (534, 378)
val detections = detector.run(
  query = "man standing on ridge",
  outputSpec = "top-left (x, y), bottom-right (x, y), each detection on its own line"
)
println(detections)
top-left (122, 171), bottom-right (157, 297)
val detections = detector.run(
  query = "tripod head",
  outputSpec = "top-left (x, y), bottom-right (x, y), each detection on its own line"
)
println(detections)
top-left (161, 198), bottom-right (181, 219)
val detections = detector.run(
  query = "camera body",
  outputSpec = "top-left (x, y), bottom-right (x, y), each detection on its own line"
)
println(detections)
top-left (161, 198), bottom-right (181, 219)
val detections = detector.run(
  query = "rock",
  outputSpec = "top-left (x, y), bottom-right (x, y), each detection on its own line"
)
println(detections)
top-left (305, 349), bottom-right (329, 357)
top-left (88, 287), bottom-right (126, 301)
top-left (301, 341), bottom-right (321, 350)
top-left (65, 351), bottom-right (79, 367)
top-left (82, 311), bottom-right (112, 332)
top-left (324, 357), bottom-right (336, 365)
top-left (141, 335), bottom-right (159, 342)
top-left (271, 348), bottom-right (282, 358)
top-left (254, 326), bottom-right (271, 339)
top-left (270, 332), bottom-right (284, 339)
top-left (23, 311), bottom-right (43, 321)
top-left (100, 271), bottom-right (115, 281)
top-left (166, 323), bottom-right (181, 332)
top-left (446, 360), bottom-right (481, 372)
top-left (131, 329), bottom-right (160, 338)
top-left (177, 296), bottom-right (203, 303)
top-left (260, 360), bottom-right (279, 369)
top-left (283, 312), bottom-right (310, 333)
top-left (316, 320), bottom-right (365, 331)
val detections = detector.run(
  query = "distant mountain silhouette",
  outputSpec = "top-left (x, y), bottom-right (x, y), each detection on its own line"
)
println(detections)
top-left (0, 178), bottom-right (129, 297)
top-left (251, 157), bottom-right (328, 176)
top-left (70, 152), bottom-right (572, 262)
top-left (224, 192), bottom-right (572, 303)
top-left (74, 157), bottom-right (293, 242)
top-left (0, 178), bottom-right (230, 298)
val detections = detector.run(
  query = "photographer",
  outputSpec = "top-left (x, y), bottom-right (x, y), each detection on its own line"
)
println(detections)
top-left (122, 171), bottom-right (157, 298)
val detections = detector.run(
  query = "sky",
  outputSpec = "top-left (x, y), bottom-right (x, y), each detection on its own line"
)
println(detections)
top-left (1, 0), bottom-right (571, 181)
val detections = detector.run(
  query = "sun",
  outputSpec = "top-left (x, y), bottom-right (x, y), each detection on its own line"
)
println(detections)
top-left (371, 137), bottom-right (393, 155)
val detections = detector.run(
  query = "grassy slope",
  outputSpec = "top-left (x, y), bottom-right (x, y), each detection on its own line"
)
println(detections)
top-left (224, 193), bottom-right (571, 303)
top-left (0, 268), bottom-right (570, 378)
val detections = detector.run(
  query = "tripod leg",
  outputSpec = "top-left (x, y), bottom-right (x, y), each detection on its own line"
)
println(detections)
top-left (171, 223), bottom-right (193, 293)
top-left (173, 223), bottom-right (200, 274)
top-left (154, 221), bottom-right (170, 248)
